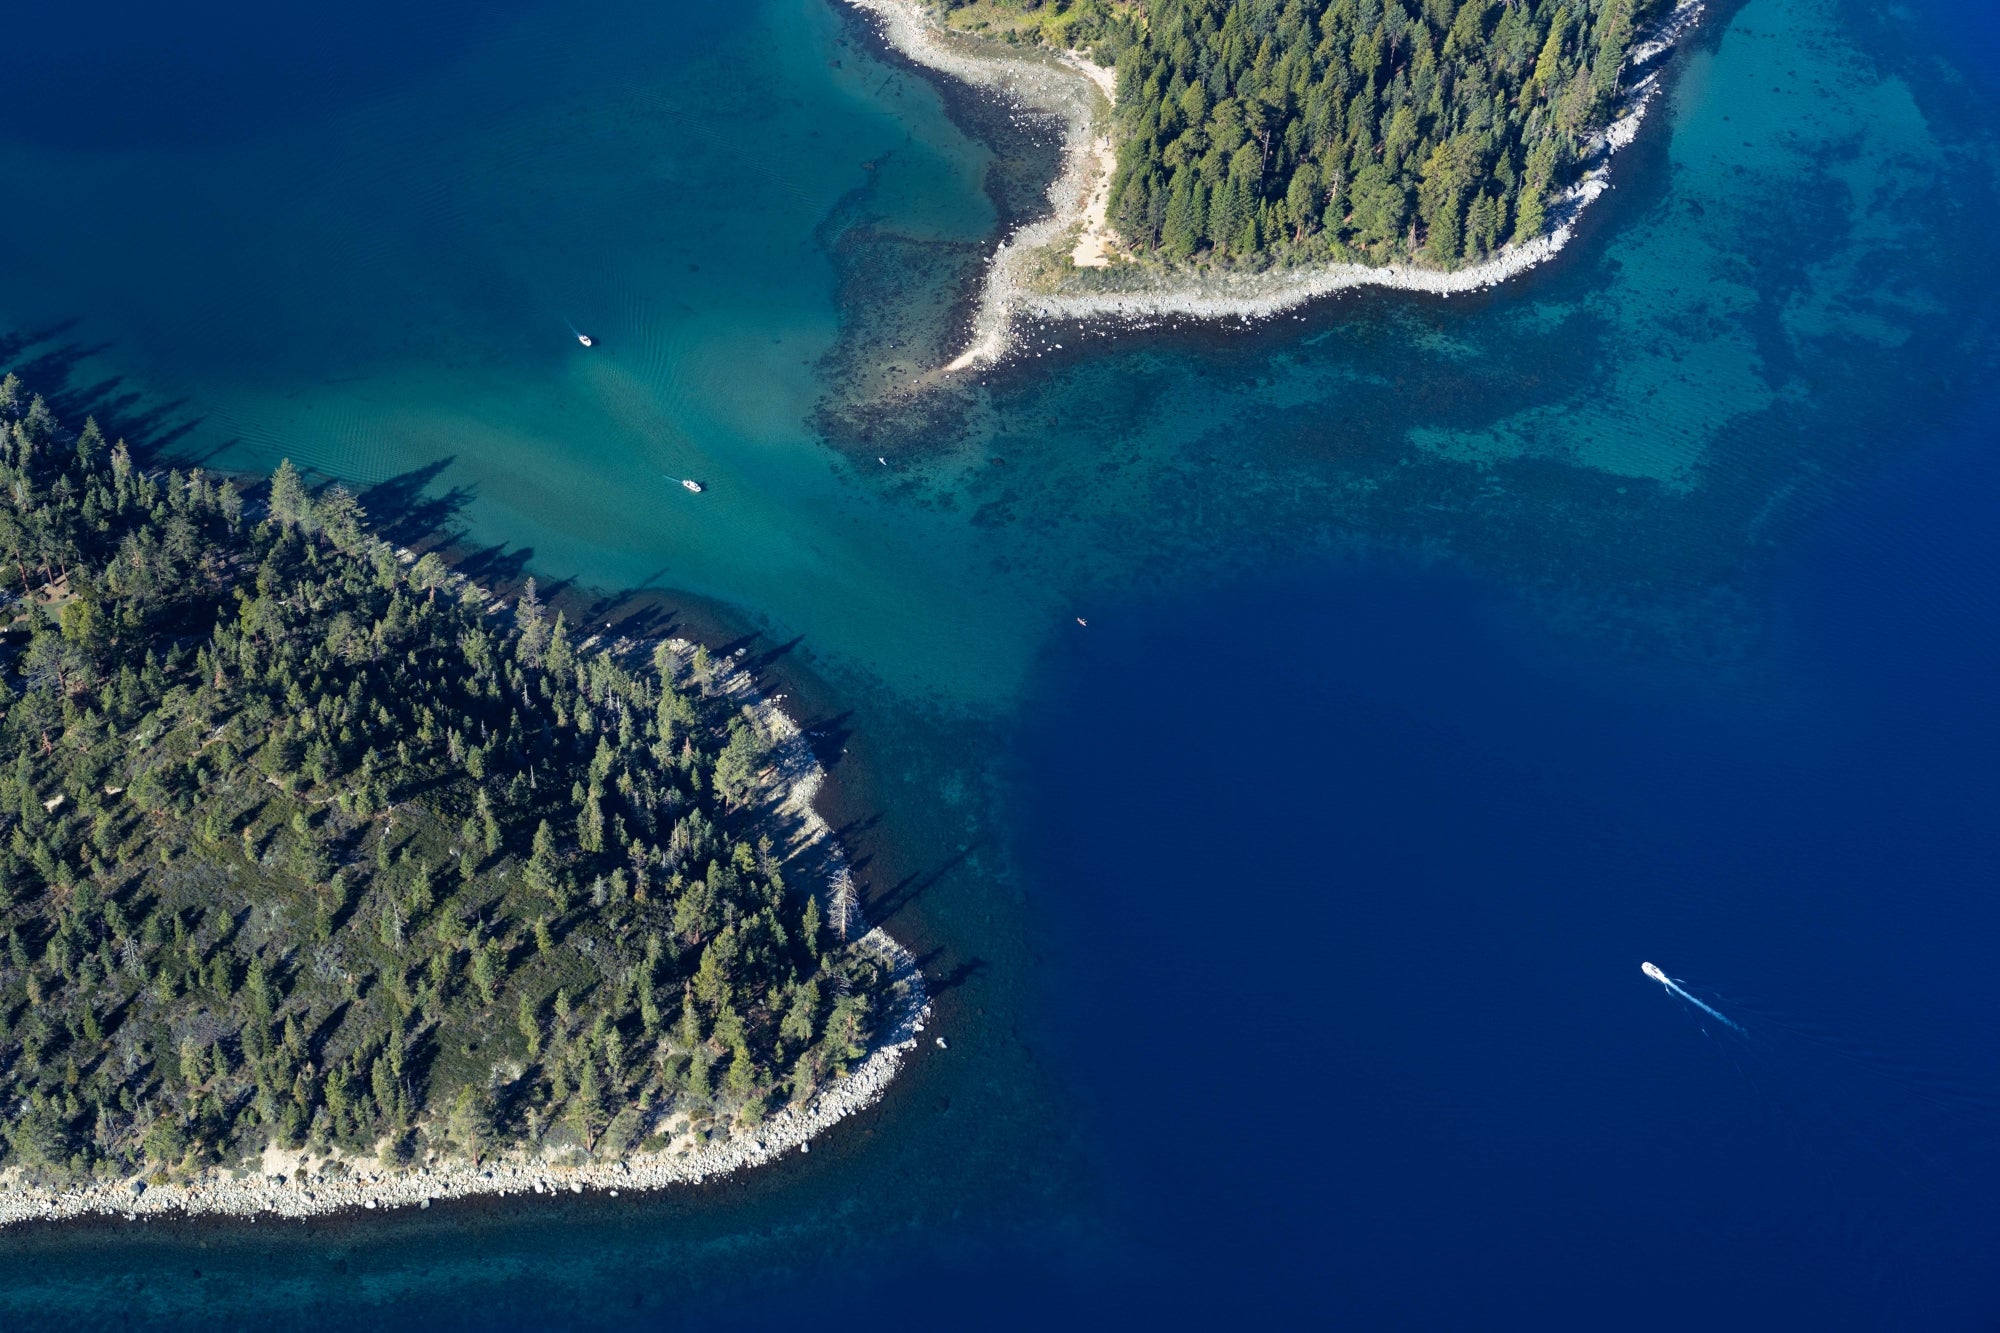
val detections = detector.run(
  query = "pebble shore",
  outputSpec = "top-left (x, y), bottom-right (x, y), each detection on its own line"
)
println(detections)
top-left (0, 641), bottom-right (931, 1229)
top-left (840, 0), bottom-right (1706, 366)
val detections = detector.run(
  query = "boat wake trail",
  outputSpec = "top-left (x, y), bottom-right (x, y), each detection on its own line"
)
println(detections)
top-left (1643, 961), bottom-right (1743, 1032)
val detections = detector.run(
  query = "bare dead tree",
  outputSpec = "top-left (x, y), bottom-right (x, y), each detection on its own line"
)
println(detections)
top-left (829, 867), bottom-right (860, 943)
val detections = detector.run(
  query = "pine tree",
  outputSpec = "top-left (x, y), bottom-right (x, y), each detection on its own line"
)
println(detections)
top-left (515, 577), bottom-right (548, 665)
top-left (801, 895), bottom-right (821, 957)
top-left (477, 790), bottom-right (502, 855)
top-left (724, 1043), bottom-right (758, 1103)
top-left (526, 819), bottom-right (562, 905)
top-left (1161, 171), bottom-right (1200, 260)
top-left (779, 980), bottom-right (819, 1047)
top-left (267, 459), bottom-right (311, 530)
top-left (678, 990), bottom-right (702, 1049)
top-left (1593, 0), bottom-right (1635, 102)
top-left (517, 993), bottom-right (542, 1057)
top-left (1514, 136), bottom-right (1559, 241)
top-left (1464, 192), bottom-right (1500, 259)
top-left (448, 1085), bottom-right (493, 1164)
top-left (569, 1059), bottom-right (607, 1150)
top-left (578, 781), bottom-right (606, 852)
top-left (470, 941), bottom-right (499, 1004)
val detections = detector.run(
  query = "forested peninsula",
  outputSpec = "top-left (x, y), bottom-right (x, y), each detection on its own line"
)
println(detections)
top-left (841, 0), bottom-right (1701, 362)
top-left (0, 381), bottom-right (926, 1224)
top-left (954, 0), bottom-right (1666, 266)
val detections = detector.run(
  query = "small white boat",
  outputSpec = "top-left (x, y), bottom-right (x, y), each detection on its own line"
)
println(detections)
top-left (681, 478), bottom-right (704, 493)
top-left (577, 333), bottom-right (593, 347)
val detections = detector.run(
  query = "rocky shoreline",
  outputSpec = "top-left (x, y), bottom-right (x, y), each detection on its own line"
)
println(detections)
top-left (838, 0), bottom-right (1706, 367)
top-left (838, 0), bottom-right (1110, 370)
top-left (0, 639), bottom-right (931, 1229)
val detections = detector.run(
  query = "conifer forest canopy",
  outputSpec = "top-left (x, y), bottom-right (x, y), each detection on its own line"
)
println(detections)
top-left (951, 0), bottom-right (1663, 264)
top-left (0, 380), bottom-right (891, 1182)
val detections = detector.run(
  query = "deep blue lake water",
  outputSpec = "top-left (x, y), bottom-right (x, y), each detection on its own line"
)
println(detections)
top-left (1008, 400), bottom-right (2000, 1327)
top-left (1, 0), bottom-right (1998, 1326)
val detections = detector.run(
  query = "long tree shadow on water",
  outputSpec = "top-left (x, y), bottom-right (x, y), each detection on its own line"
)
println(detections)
top-left (912, 949), bottom-right (984, 997)
top-left (1, 325), bottom-right (215, 464)
top-left (869, 841), bottom-right (976, 928)
top-left (453, 541), bottom-right (541, 592)
top-left (578, 580), bottom-right (688, 644)
top-left (356, 458), bottom-right (475, 546)
top-left (0, 318), bottom-right (83, 369)
top-left (797, 709), bottom-right (855, 776)
top-left (746, 635), bottom-right (807, 677)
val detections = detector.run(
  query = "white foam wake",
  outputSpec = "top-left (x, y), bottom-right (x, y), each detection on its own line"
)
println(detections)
top-left (1645, 963), bottom-right (1743, 1032)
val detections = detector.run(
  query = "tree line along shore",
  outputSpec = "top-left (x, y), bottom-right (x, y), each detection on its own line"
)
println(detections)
top-left (0, 377), bottom-right (921, 1216)
top-left (841, 0), bottom-right (1698, 368)
top-left (941, 0), bottom-right (1673, 269)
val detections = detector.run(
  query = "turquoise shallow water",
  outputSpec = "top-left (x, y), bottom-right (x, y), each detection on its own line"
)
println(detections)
top-left (2, 0), bottom-right (1999, 1325)
top-left (5, 0), bottom-right (1989, 699)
